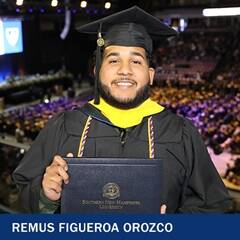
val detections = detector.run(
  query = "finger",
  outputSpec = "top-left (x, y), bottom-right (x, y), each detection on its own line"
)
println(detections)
top-left (45, 165), bottom-right (62, 176)
top-left (65, 153), bottom-right (73, 171)
top-left (66, 152), bottom-right (74, 157)
top-left (48, 174), bottom-right (63, 185)
top-left (57, 166), bottom-right (69, 184)
top-left (160, 204), bottom-right (167, 214)
top-left (42, 173), bottom-right (63, 188)
top-left (44, 164), bottom-right (69, 184)
top-left (52, 155), bottom-right (68, 171)
top-left (43, 180), bottom-right (62, 193)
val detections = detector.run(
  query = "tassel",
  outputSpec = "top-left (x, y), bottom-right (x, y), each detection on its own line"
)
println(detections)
top-left (94, 23), bottom-right (104, 104)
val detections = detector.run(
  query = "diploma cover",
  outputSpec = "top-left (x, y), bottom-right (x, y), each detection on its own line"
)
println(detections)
top-left (61, 158), bottom-right (164, 214)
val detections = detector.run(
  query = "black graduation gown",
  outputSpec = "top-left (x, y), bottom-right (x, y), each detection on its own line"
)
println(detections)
top-left (12, 103), bottom-right (232, 213)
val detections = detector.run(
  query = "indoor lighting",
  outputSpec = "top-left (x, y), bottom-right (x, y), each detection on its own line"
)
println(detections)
top-left (105, 2), bottom-right (111, 9)
top-left (51, 0), bottom-right (58, 7)
top-left (80, 1), bottom-right (87, 8)
top-left (203, 7), bottom-right (240, 17)
top-left (16, 0), bottom-right (24, 6)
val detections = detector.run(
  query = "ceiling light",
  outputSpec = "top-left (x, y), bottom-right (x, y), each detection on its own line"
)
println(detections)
top-left (203, 7), bottom-right (240, 17)
top-left (80, 1), bottom-right (87, 8)
top-left (51, 0), bottom-right (58, 7)
top-left (16, 0), bottom-right (24, 6)
top-left (105, 2), bottom-right (111, 9)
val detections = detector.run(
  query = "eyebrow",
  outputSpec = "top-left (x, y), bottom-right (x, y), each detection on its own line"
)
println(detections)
top-left (103, 52), bottom-right (119, 59)
top-left (130, 51), bottom-right (146, 59)
top-left (103, 51), bottom-right (146, 60)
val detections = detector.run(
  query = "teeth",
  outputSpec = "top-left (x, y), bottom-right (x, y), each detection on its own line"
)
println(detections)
top-left (116, 82), bottom-right (133, 86)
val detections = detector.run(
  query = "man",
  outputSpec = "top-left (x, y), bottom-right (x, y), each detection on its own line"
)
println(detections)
top-left (13, 6), bottom-right (232, 213)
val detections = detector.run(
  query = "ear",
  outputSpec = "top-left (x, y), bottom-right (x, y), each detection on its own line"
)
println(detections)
top-left (148, 68), bottom-right (155, 85)
top-left (93, 66), bottom-right (96, 76)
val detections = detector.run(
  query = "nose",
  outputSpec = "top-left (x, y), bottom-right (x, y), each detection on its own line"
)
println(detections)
top-left (117, 61), bottom-right (133, 76)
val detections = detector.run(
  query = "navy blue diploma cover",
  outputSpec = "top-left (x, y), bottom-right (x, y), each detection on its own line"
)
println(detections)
top-left (61, 158), bottom-right (164, 214)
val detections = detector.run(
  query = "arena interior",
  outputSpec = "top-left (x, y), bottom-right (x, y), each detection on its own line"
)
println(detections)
top-left (0, 0), bottom-right (239, 213)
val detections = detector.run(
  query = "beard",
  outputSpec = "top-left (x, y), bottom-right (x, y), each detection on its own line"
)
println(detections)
top-left (98, 81), bottom-right (150, 110)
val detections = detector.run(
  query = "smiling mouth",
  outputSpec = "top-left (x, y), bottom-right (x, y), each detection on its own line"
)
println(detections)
top-left (112, 79), bottom-right (136, 87)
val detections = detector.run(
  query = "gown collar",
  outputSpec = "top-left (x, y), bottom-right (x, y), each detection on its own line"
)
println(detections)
top-left (88, 97), bottom-right (164, 128)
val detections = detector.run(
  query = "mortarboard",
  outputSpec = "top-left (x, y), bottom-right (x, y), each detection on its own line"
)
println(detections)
top-left (77, 6), bottom-right (177, 104)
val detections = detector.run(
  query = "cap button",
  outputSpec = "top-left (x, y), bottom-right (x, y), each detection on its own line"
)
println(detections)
top-left (97, 37), bottom-right (105, 47)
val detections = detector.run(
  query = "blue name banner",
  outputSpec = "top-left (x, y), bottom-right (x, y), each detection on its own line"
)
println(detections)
top-left (0, 214), bottom-right (239, 240)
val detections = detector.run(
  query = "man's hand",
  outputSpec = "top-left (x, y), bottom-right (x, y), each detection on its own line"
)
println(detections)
top-left (42, 153), bottom-right (73, 201)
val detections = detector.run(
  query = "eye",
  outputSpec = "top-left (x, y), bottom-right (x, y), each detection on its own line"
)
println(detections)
top-left (132, 60), bottom-right (142, 65)
top-left (109, 59), bottom-right (118, 64)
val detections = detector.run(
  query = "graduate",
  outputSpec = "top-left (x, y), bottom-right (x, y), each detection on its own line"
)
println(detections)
top-left (13, 6), bottom-right (232, 213)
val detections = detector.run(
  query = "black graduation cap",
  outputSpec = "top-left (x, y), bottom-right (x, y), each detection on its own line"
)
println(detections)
top-left (77, 6), bottom-right (177, 104)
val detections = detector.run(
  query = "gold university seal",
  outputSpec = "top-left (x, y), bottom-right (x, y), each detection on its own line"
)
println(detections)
top-left (103, 183), bottom-right (120, 200)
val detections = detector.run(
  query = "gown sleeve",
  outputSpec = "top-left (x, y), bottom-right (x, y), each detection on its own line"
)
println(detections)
top-left (178, 119), bottom-right (233, 213)
top-left (12, 113), bottom-right (66, 213)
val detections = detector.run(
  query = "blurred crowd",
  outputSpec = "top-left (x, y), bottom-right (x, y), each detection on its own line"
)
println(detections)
top-left (153, 32), bottom-right (232, 85)
top-left (150, 86), bottom-right (239, 155)
top-left (0, 97), bottom-right (87, 141)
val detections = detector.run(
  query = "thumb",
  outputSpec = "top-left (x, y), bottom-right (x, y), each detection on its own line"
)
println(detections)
top-left (66, 152), bottom-right (74, 157)
top-left (160, 204), bottom-right (167, 214)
